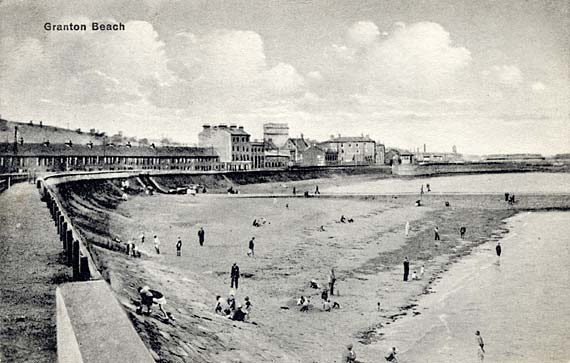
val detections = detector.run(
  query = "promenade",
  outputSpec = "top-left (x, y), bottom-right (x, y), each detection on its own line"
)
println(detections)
top-left (0, 183), bottom-right (70, 362)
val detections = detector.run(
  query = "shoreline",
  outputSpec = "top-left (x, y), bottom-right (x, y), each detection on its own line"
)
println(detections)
top-left (379, 211), bottom-right (570, 362)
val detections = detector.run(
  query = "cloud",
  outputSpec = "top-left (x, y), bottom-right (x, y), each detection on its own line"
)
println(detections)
top-left (319, 21), bottom-right (471, 98)
top-left (531, 81), bottom-right (546, 92)
top-left (346, 21), bottom-right (380, 46)
top-left (148, 29), bottom-right (306, 110)
top-left (1, 19), bottom-right (170, 110)
top-left (484, 65), bottom-right (523, 87)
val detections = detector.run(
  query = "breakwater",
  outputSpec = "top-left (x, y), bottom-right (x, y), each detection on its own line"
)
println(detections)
top-left (392, 161), bottom-right (568, 176)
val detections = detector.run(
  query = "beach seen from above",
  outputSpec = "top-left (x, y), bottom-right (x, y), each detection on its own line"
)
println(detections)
top-left (61, 172), bottom-right (570, 362)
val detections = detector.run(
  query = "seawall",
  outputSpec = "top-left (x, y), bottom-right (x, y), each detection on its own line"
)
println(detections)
top-left (392, 161), bottom-right (568, 176)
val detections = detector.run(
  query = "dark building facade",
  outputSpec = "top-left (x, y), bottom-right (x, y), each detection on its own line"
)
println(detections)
top-left (0, 142), bottom-right (220, 173)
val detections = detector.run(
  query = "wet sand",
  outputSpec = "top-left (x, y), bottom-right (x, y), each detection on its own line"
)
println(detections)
top-left (381, 212), bottom-right (570, 362)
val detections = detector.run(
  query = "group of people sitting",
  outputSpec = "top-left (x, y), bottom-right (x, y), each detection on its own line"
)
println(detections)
top-left (215, 293), bottom-right (252, 322)
top-left (505, 193), bottom-right (517, 204)
top-left (252, 217), bottom-right (268, 227)
top-left (227, 186), bottom-right (240, 194)
top-left (339, 215), bottom-right (354, 223)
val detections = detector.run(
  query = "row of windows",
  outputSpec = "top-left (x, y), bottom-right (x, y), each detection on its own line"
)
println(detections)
top-left (232, 137), bottom-right (249, 143)
top-left (232, 145), bottom-right (250, 152)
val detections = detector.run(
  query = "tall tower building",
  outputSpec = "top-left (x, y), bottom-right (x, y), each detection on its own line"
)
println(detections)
top-left (263, 123), bottom-right (289, 148)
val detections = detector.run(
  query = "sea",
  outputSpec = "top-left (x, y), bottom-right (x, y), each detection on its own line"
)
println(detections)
top-left (325, 172), bottom-right (570, 194)
top-left (379, 211), bottom-right (570, 362)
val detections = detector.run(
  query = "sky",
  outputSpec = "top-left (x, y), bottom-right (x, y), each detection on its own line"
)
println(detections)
top-left (1, 0), bottom-right (568, 155)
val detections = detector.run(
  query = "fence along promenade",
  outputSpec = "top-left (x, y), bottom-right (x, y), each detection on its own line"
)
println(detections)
top-left (35, 176), bottom-right (154, 363)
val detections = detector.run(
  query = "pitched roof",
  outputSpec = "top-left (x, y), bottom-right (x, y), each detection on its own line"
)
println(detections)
top-left (325, 136), bottom-right (375, 143)
top-left (0, 143), bottom-right (219, 158)
top-left (287, 138), bottom-right (309, 150)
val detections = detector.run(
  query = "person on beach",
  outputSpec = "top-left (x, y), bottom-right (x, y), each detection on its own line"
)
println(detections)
top-left (415, 200), bottom-right (422, 207)
top-left (504, 192), bottom-right (510, 202)
top-left (426, 183), bottom-right (431, 192)
top-left (496, 242), bottom-right (502, 257)
top-left (340, 215), bottom-right (347, 223)
top-left (420, 265), bottom-right (425, 279)
top-left (300, 297), bottom-right (310, 312)
top-left (405, 221), bottom-right (410, 236)
top-left (319, 225), bottom-right (326, 232)
top-left (315, 185), bottom-right (320, 195)
top-left (403, 257), bottom-right (410, 282)
top-left (140, 232), bottom-right (145, 244)
top-left (231, 262), bottom-right (240, 289)
top-left (342, 344), bottom-right (357, 362)
top-left (132, 243), bottom-right (141, 258)
top-left (138, 286), bottom-right (168, 319)
top-left (476, 331), bottom-right (485, 353)
top-left (230, 304), bottom-right (247, 321)
top-left (411, 270), bottom-right (418, 280)
top-left (293, 186), bottom-right (296, 195)
top-left (247, 237), bottom-right (255, 257)
top-left (244, 296), bottom-right (252, 314)
top-left (434, 227), bottom-right (440, 241)
top-left (460, 226), bottom-right (467, 239)
top-left (297, 295), bottom-right (306, 306)
top-left (215, 295), bottom-right (225, 315)
top-left (385, 347), bottom-right (398, 362)
top-left (420, 185), bottom-right (424, 195)
top-left (227, 293), bottom-right (236, 311)
top-left (329, 268), bottom-right (337, 296)
top-left (153, 235), bottom-right (161, 254)
top-left (321, 289), bottom-right (329, 301)
top-left (176, 237), bottom-right (182, 256)
top-left (198, 227), bottom-right (205, 246)
top-left (377, 302), bottom-right (381, 311)
top-left (323, 299), bottom-right (332, 312)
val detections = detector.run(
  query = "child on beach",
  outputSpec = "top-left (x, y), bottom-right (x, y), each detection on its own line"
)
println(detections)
top-left (176, 237), bottom-right (182, 256)
top-left (411, 271), bottom-right (418, 280)
top-left (138, 286), bottom-right (168, 319)
top-left (153, 235), bottom-right (160, 254)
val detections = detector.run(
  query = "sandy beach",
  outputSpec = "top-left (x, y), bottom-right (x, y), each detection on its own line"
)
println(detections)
top-left (52, 173), bottom-right (570, 362)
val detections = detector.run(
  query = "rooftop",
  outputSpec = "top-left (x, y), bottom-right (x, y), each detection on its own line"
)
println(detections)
top-left (0, 143), bottom-right (219, 158)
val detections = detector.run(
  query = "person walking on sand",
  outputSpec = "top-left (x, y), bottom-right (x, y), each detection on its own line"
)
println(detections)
top-left (315, 185), bottom-right (320, 195)
top-left (420, 264), bottom-right (425, 279)
top-left (198, 227), bottom-right (205, 246)
top-left (231, 262), bottom-right (240, 289)
top-left (420, 184), bottom-right (424, 195)
top-left (342, 344), bottom-right (356, 362)
top-left (293, 186), bottom-right (296, 195)
top-left (460, 226), bottom-right (466, 239)
top-left (328, 268), bottom-right (337, 296)
top-left (434, 227), bottom-right (440, 241)
top-left (426, 183), bottom-right (431, 192)
top-left (153, 235), bottom-right (161, 254)
top-left (247, 237), bottom-right (255, 257)
top-left (403, 257), bottom-right (410, 282)
top-left (176, 237), bottom-right (182, 256)
top-left (476, 331), bottom-right (485, 361)
top-left (405, 221), bottom-right (410, 236)
top-left (140, 232), bottom-right (145, 244)
top-left (496, 241), bottom-right (502, 257)
top-left (385, 346), bottom-right (398, 362)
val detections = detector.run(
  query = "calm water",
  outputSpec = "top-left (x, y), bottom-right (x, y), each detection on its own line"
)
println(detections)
top-left (380, 212), bottom-right (570, 363)
top-left (324, 172), bottom-right (570, 194)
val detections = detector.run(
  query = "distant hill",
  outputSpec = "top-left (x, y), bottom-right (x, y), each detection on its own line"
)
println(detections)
top-left (0, 119), bottom-right (107, 145)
